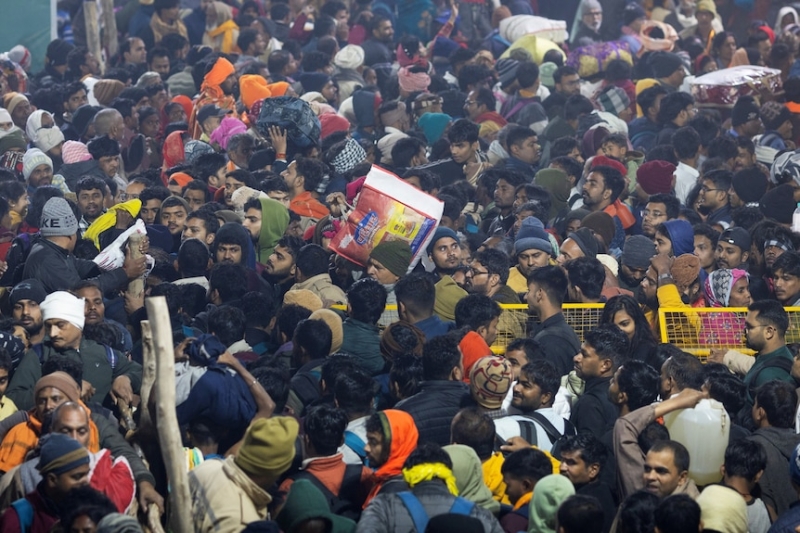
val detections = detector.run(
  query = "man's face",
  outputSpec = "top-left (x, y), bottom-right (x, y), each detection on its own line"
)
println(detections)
top-left (465, 260), bottom-right (492, 295)
top-left (139, 199), bottom-right (162, 225)
top-left (504, 349), bottom-right (529, 380)
top-left (36, 386), bottom-right (68, 420)
top-left (512, 370), bottom-right (547, 411)
top-left (46, 319), bottom-right (82, 350)
top-left (450, 141), bottom-right (476, 164)
top-left (517, 249), bottom-right (550, 277)
top-left (620, 263), bottom-right (647, 288)
top-left (66, 90), bottom-right (88, 114)
top-left (11, 101), bottom-right (31, 128)
top-left (97, 155), bottom-right (119, 178)
top-left (581, 171), bottom-right (608, 209)
top-left (53, 407), bottom-right (91, 448)
top-left (694, 235), bottom-right (716, 271)
top-left (150, 55), bottom-right (171, 78)
top-left (556, 238), bottom-right (584, 265)
top-left (0, 368), bottom-right (8, 398)
top-left (125, 38), bottom-right (147, 64)
top-left (560, 450), bottom-right (598, 486)
top-left (557, 74), bottom-right (581, 96)
top-left (644, 449), bottom-right (685, 498)
top-left (581, 8), bottom-right (603, 31)
top-left (502, 474), bottom-right (529, 505)
top-left (464, 91), bottom-right (484, 120)
top-left (265, 245), bottom-right (295, 277)
top-left (77, 188), bottom-right (104, 220)
top-left (224, 177), bottom-right (247, 207)
top-left (715, 242), bottom-right (746, 270)
top-left (13, 299), bottom-right (42, 335)
top-left (642, 202), bottom-right (668, 238)
top-left (494, 179), bottom-right (516, 209)
top-left (764, 243), bottom-right (787, 269)
top-left (367, 257), bottom-right (400, 285)
top-left (201, 115), bottom-right (223, 137)
top-left (429, 237), bottom-right (461, 274)
top-left (574, 341), bottom-right (604, 380)
top-left (28, 164), bottom-right (53, 188)
top-left (229, 142), bottom-right (255, 169)
top-left (125, 182), bottom-right (146, 201)
top-left (373, 20), bottom-right (394, 42)
top-left (772, 268), bottom-right (800, 305)
top-left (161, 205), bottom-right (187, 235)
top-left (700, 178), bottom-right (728, 211)
top-left (734, 148), bottom-right (756, 171)
top-left (243, 207), bottom-right (262, 241)
top-left (365, 430), bottom-right (387, 467)
top-left (654, 231), bottom-right (673, 257)
top-left (220, 73), bottom-right (238, 96)
top-left (637, 267), bottom-right (658, 308)
top-left (48, 463), bottom-right (91, 500)
top-left (267, 190), bottom-right (290, 207)
top-left (183, 189), bottom-right (206, 212)
top-left (182, 217), bottom-right (213, 245)
top-left (216, 243), bottom-right (242, 265)
top-left (281, 162), bottom-right (300, 191)
top-left (512, 136), bottom-right (541, 165)
top-left (76, 286), bottom-right (104, 325)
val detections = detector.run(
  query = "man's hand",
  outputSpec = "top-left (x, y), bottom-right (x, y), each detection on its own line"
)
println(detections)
top-left (138, 480), bottom-right (165, 513)
top-left (115, 210), bottom-right (134, 230)
top-left (499, 436), bottom-right (531, 454)
top-left (124, 290), bottom-right (144, 315)
top-left (650, 253), bottom-right (674, 277)
top-left (217, 351), bottom-right (238, 367)
top-left (81, 380), bottom-right (96, 401)
top-left (708, 349), bottom-right (726, 364)
top-left (268, 126), bottom-right (288, 155)
top-left (175, 337), bottom-right (194, 362)
top-left (112, 375), bottom-right (134, 405)
top-left (122, 246), bottom-right (147, 279)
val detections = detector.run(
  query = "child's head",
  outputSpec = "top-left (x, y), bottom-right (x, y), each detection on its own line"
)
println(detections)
top-left (601, 133), bottom-right (628, 160)
top-left (723, 439), bottom-right (767, 487)
top-left (500, 447), bottom-right (553, 504)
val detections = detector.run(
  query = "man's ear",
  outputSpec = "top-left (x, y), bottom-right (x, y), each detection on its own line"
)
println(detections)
top-left (741, 250), bottom-right (750, 263)
top-left (451, 366), bottom-right (463, 381)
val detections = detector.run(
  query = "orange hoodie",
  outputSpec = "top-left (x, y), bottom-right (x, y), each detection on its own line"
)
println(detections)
top-left (363, 410), bottom-right (419, 507)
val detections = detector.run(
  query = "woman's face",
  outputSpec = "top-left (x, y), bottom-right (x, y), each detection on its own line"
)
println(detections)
top-left (140, 114), bottom-right (160, 138)
top-left (654, 230), bottom-right (673, 256)
top-left (613, 310), bottom-right (636, 341)
top-left (168, 105), bottom-right (187, 124)
top-left (719, 36), bottom-right (736, 60)
top-left (728, 276), bottom-right (751, 307)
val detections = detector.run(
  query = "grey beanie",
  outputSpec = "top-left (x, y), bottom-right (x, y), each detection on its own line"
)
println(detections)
top-left (40, 197), bottom-right (78, 237)
top-left (621, 235), bottom-right (657, 270)
top-left (568, 227), bottom-right (598, 259)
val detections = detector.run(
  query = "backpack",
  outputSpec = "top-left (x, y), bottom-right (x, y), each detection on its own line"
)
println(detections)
top-left (11, 498), bottom-right (33, 533)
top-left (343, 430), bottom-right (368, 464)
top-left (289, 369), bottom-right (322, 417)
top-left (396, 491), bottom-right (475, 532)
top-left (495, 413), bottom-right (576, 460)
top-left (256, 96), bottom-right (320, 148)
top-left (290, 464), bottom-right (364, 522)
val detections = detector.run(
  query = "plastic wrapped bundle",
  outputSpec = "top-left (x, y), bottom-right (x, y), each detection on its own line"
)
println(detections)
top-left (499, 15), bottom-right (569, 44)
top-left (690, 65), bottom-right (782, 108)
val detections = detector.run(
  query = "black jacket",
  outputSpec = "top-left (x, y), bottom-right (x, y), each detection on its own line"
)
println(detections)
top-left (531, 313), bottom-right (581, 377)
top-left (22, 238), bottom-right (128, 295)
top-left (571, 376), bottom-right (617, 440)
top-left (395, 380), bottom-right (470, 446)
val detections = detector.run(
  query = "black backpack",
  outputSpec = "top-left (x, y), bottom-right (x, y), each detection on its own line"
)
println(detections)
top-left (290, 464), bottom-right (364, 522)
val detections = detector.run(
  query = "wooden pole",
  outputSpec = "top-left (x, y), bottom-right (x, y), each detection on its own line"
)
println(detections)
top-left (139, 320), bottom-right (155, 431)
top-left (99, 0), bottom-right (117, 71)
top-left (146, 296), bottom-right (192, 533)
top-left (128, 233), bottom-right (145, 296)
top-left (83, 2), bottom-right (103, 78)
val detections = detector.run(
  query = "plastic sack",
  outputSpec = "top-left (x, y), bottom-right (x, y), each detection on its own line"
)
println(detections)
top-left (499, 15), bottom-right (569, 44)
top-left (93, 219), bottom-right (150, 271)
top-left (499, 34), bottom-right (565, 64)
top-left (329, 165), bottom-right (443, 268)
top-left (690, 65), bottom-right (782, 107)
top-left (567, 40), bottom-right (633, 79)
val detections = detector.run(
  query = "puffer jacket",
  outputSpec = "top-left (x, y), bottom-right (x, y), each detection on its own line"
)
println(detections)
top-left (356, 481), bottom-right (503, 533)
top-left (395, 381), bottom-right (469, 446)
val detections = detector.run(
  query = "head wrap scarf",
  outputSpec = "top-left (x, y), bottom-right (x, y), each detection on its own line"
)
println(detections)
top-left (0, 109), bottom-right (21, 140)
top-left (171, 95), bottom-right (194, 123)
top-left (364, 410), bottom-right (419, 506)
top-left (398, 67), bottom-right (431, 93)
top-left (161, 130), bottom-right (187, 182)
top-left (25, 110), bottom-right (54, 144)
top-left (201, 57), bottom-right (236, 100)
top-left (331, 138), bottom-right (367, 175)
top-left (704, 268), bottom-right (748, 307)
top-left (209, 116), bottom-right (247, 150)
top-left (206, 2), bottom-right (240, 54)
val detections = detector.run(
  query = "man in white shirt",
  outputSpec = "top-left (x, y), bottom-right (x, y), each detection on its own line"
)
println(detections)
top-left (673, 126), bottom-right (701, 205)
top-left (494, 359), bottom-right (574, 453)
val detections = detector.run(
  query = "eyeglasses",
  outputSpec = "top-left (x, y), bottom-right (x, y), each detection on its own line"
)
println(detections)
top-left (468, 268), bottom-right (489, 276)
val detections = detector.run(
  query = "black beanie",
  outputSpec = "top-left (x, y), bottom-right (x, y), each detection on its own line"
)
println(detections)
top-left (46, 39), bottom-right (75, 67)
top-left (731, 96), bottom-right (760, 127)
top-left (650, 52), bottom-right (684, 79)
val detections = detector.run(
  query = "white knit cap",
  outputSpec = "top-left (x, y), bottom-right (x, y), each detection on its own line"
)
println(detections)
top-left (41, 291), bottom-right (86, 330)
top-left (35, 127), bottom-right (65, 154)
top-left (334, 45), bottom-right (365, 70)
top-left (22, 148), bottom-right (53, 181)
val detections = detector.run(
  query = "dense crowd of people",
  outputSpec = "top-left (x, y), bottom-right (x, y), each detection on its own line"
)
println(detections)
top-left (1, 0), bottom-right (800, 531)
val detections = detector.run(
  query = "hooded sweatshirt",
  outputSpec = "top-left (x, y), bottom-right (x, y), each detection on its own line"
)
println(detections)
top-left (662, 219), bottom-right (695, 257)
top-left (363, 410), bottom-right (419, 507)
top-left (747, 427), bottom-right (800, 516)
top-left (255, 198), bottom-right (289, 265)
top-left (444, 444), bottom-right (500, 515)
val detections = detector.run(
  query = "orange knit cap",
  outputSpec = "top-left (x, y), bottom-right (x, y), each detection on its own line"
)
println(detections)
top-left (169, 172), bottom-right (194, 187)
top-left (240, 75), bottom-right (272, 110)
top-left (266, 81), bottom-right (290, 97)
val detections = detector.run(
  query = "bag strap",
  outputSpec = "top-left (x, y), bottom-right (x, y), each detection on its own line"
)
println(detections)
top-left (104, 345), bottom-right (117, 369)
top-left (344, 430), bottom-right (367, 460)
top-left (527, 412), bottom-right (570, 443)
top-left (397, 491), bottom-right (430, 533)
top-left (504, 100), bottom-right (528, 121)
top-left (449, 496), bottom-right (475, 516)
top-left (517, 419), bottom-right (538, 446)
top-left (12, 498), bottom-right (34, 533)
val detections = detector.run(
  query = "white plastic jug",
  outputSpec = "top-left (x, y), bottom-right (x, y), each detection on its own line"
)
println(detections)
top-left (663, 398), bottom-right (730, 486)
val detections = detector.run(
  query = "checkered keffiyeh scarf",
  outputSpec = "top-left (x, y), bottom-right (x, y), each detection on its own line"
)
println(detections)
top-left (597, 86), bottom-right (631, 115)
top-left (331, 137), bottom-right (366, 175)
top-left (704, 268), bottom-right (748, 307)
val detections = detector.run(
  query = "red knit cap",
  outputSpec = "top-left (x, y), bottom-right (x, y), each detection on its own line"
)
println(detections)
top-left (591, 155), bottom-right (627, 176)
top-left (637, 160), bottom-right (676, 195)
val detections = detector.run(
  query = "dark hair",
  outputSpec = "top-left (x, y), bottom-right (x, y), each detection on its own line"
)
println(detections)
top-left (654, 495), bottom-right (701, 533)
top-left (0, 180), bottom-right (26, 204)
top-left (636, 85), bottom-right (668, 117)
top-left (252, 365), bottom-right (290, 413)
top-left (672, 127), bottom-right (700, 160)
top-left (186, 209), bottom-right (220, 236)
top-left (584, 324), bottom-right (629, 366)
top-left (295, 244), bottom-right (330, 278)
top-left (59, 486), bottom-right (117, 532)
top-left (558, 495), bottom-right (604, 533)
top-left (723, 439), bottom-right (767, 482)
top-left (208, 263), bottom-right (248, 303)
top-left (506, 125), bottom-right (538, 152)
top-left (755, 380), bottom-right (798, 428)
top-left (500, 447), bottom-right (552, 481)
top-left (207, 305), bottom-right (246, 347)
top-left (26, 186), bottom-right (64, 227)
top-left (649, 440), bottom-right (690, 473)
top-left (0, 347), bottom-right (11, 372)
top-left (601, 295), bottom-right (658, 361)
top-left (334, 368), bottom-right (376, 417)
top-left (405, 441), bottom-right (452, 470)
top-left (564, 257), bottom-right (606, 300)
top-left (646, 194), bottom-right (680, 220)
top-left (564, 95), bottom-right (594, 121)
top-left (276, 304), bottom-right (312, 341)
top-left (617, 360), bottom-right (659, 410)
top-left (390, 352), bottom-right (424, 400)
top-left (139, 185), bottom-right (171, 206)
top-left (646, 144), bottom-right (678, 165)
top-left (687, 114), bottom-right (720, 148)
top-left (183, 179), bottom-right (211, 202)
top-left (560, 432), bottom-right (608, 470)
top-left (293, 318), bottom-right (332, 360)
top-left (662, 351), bottom-right (704, 390)
top-left (403, 169), bottom-right (440, 193)
top-left (516, 61), bottom-right (540, 88)
top-left (505, 338), bottom-right (543, 363)
top-left (392, 137), bottom-right (426, 168)
top-left (707, 136), bottom-right (738, 162)
top-left (449, 406), bottom-right (495, 460)
top-left (591, 165), bottom-right (625, 203)
top-left (704, 367), bottom-right (746, 416)
top-left (657, 92), bottom-right (694, 124)
top-left (74, 177), bottom-right (107, 197)
top-left (237, 28), bottom-right (260, 54)
top-left (161, 33), bottom-right (188, 56)
top-left (42, 355), bottom-right (83, 385)
top-left (520, 359), bottom-right (560, 398)
top-left (422, 333), bottom-right (461, 380)
top-left (619, 491), bottom-right (659, 533)
top-left (551, 137), bottom-right (581, 160)
top-left (553, 65), bottom-right (578, 84)
top-left (193, 152), bottom-right (228, 183)
top-left (295, 157), bottom-right (325, 192)
top-left (347, 278), bottom-right (388, 325)
top-left (87, 135), bottom-right (121, 159)
top-left (551, 156), bottom-right (583, 181)
top-left (454, 294), bottom-right (501, 332)
top-left (302, 50), bottom-right (332, 72)
top-left (304, 405), bottom-right (348, 456)
top-left (748, 299), bottom-right (790, 336)
top-left (177, 239), bottom-right (210, 277)
top-left (527, 265), bottom-right (568, 305)
top-left (395, 273), bottom-right (436, 316)
top-left (446, 119), bottom-right (480, 145)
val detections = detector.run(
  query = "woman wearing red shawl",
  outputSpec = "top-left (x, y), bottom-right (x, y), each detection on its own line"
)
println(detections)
top-left (161, 130), bottom-right (188, 185)
top-left (700, 268), bottom-right (751, 347)
top-left (362, 409), bottom-right (419, 507)
top-left (188, 57), bottom-right (237, 139)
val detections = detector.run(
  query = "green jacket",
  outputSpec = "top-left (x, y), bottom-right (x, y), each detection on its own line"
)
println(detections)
top-left (7, 338), bottom-right (142, 411)
top-left (340, 318), bottom-right (385, 376)
top-left (743, 345), bottom-right (794, 405)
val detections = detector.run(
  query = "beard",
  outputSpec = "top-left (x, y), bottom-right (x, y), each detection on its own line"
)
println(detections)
top-left (635, 286), bottom-right (657, 309)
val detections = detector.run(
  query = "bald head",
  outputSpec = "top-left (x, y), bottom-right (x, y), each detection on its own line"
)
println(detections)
top-left (93, 108), bottom-right (124, 140)
top-left (51, 401), bottom-right (91, 448)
